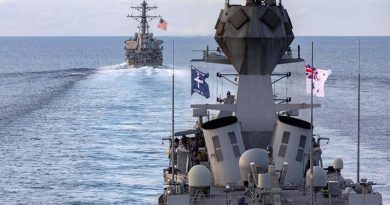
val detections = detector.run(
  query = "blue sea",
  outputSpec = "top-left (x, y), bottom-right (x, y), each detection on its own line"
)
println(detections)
top-left (0, 36), bottom-right (389, 204)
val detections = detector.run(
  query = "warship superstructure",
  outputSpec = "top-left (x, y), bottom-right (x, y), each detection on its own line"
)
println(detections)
top-left (158, 0), bottom-right (383, 205)
top-left (124, 0), bottom-right (163, 68)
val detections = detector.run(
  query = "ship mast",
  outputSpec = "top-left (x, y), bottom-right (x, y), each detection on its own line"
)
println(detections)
top-left (127, 0), bottom-right (160, 35)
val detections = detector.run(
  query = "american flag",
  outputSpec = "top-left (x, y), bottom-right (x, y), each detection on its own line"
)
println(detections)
top-left (157, 18), bottom-right (167, 31)
top-left (305, 64), bottom-right (319, 81)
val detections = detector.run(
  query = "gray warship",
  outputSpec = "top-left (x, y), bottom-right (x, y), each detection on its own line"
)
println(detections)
top-left (158, 0), bottom-right (384, 205)
top-left (124, 0), bottom-right (164, 68)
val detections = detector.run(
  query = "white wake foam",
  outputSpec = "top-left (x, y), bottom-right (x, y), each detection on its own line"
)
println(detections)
top-left (98, 62), bottom-right (128, 70)
top-left (95, 62), bottom-right (188, 78)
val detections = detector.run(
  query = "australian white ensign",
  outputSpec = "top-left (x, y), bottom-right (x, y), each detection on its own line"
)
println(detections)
top-left (305, 64), bottom-right (332, 97)
top-left (191, 65), bottom-right (210, 99)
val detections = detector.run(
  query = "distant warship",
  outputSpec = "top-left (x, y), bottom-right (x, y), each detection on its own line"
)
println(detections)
top-left (124, 0), bottom-right (164, 68)
top-left (158, 0), bottom-right (384, 205)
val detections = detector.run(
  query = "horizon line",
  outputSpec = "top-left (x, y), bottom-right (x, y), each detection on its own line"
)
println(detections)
top-left (0, 35), bottom-right (389, 38)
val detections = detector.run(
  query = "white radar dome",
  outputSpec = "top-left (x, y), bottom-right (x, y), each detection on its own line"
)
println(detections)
top-left (306, 166), bottom-right (327, 188)
top-left (239, 148), bottom-right (268, 181)
top-left (333, 158), bottom-right (344, 170)
top-left (188, 165), bottom-right (212, 187)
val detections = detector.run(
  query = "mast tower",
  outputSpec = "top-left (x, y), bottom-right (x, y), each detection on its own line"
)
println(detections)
top-left (127, 0), bottom-right (160, 36)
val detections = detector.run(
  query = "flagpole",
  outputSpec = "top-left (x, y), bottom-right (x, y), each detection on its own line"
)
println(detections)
top-left (357, 39), bottom-right (361, 184)
top-left (171, 40), bottom-right (175, 186)
top-left (310, 41), bottom-right (314, 205)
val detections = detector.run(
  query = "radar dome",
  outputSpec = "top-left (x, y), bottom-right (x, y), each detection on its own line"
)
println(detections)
top-left (306, 166), bottom-right (327, 188)
top-left (333, 158), bottom-right (344, 170)
top-left (188, 165), bottom-right (212, 187)
top-left (239, 148), bottom-right (268, 181)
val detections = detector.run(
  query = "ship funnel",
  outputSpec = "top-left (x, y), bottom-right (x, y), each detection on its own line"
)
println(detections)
top-left (214, 3), bottom-right (294, 75)
top-left (202, 116), bottom-right (245, 186)
top-left (271, 116), bottom-right (312, 187)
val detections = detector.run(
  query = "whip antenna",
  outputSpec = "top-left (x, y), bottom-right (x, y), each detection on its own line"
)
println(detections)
top-left (171, 40), bottom-right (176, 185)
top-left (357, 39), bottom-right (361, 183)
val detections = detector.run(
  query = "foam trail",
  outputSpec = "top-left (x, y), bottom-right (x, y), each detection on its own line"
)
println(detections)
top-left (95, 62), bottom-right (189, 79)
top-left (98, 62), bottom-right (128, 70)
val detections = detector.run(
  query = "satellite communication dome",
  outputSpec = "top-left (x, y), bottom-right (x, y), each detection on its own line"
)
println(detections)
top-left (306, 166), bottom-right (327, 188)
top-left (333, 158), bottom-right (344, 170)
top-left (188, 165), bottom-right (212, 187)
top-left (239, 148), bottom-right (269, 181)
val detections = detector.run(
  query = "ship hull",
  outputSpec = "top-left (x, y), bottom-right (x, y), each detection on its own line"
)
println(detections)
top-left (126, 58), bottom-right (163, 68)
top-left (124, 33), bottom-right (164, 69)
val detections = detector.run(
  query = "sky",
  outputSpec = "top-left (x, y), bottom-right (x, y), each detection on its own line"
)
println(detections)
top-left (0, 0), bottom-right (389, 36)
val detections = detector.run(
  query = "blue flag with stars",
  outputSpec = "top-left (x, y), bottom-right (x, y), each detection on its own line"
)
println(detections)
top-left (191, 65), bottom-right (210, 99)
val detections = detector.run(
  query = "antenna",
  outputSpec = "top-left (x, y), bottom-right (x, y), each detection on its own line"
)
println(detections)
top-left (171, 40), bottom-right (176, 186)
top-left (310, 41), bottom-right (314, 204)
top-left (357, 39), bottom-right (361, 183)
top-left (127, 0), bottom-right (160, 35)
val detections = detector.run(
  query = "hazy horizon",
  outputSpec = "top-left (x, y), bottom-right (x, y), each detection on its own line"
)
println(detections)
top-left (0, 0), bottom-right (389, 37)
top-left (1, 35), bottom-right (390, 38)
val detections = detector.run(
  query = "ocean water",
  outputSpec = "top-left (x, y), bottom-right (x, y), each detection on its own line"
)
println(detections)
top-left (0, 36), bottom-right (389, 204)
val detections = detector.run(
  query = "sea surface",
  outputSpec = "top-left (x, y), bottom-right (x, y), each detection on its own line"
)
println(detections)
top-left (0, 36), bottom-right (389, 204)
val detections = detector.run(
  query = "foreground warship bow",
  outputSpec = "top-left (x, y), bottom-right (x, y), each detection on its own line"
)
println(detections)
top-left (124, 0), bottom-right (163, 68)
top-left (158, 1), bottom-right (383, 204)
